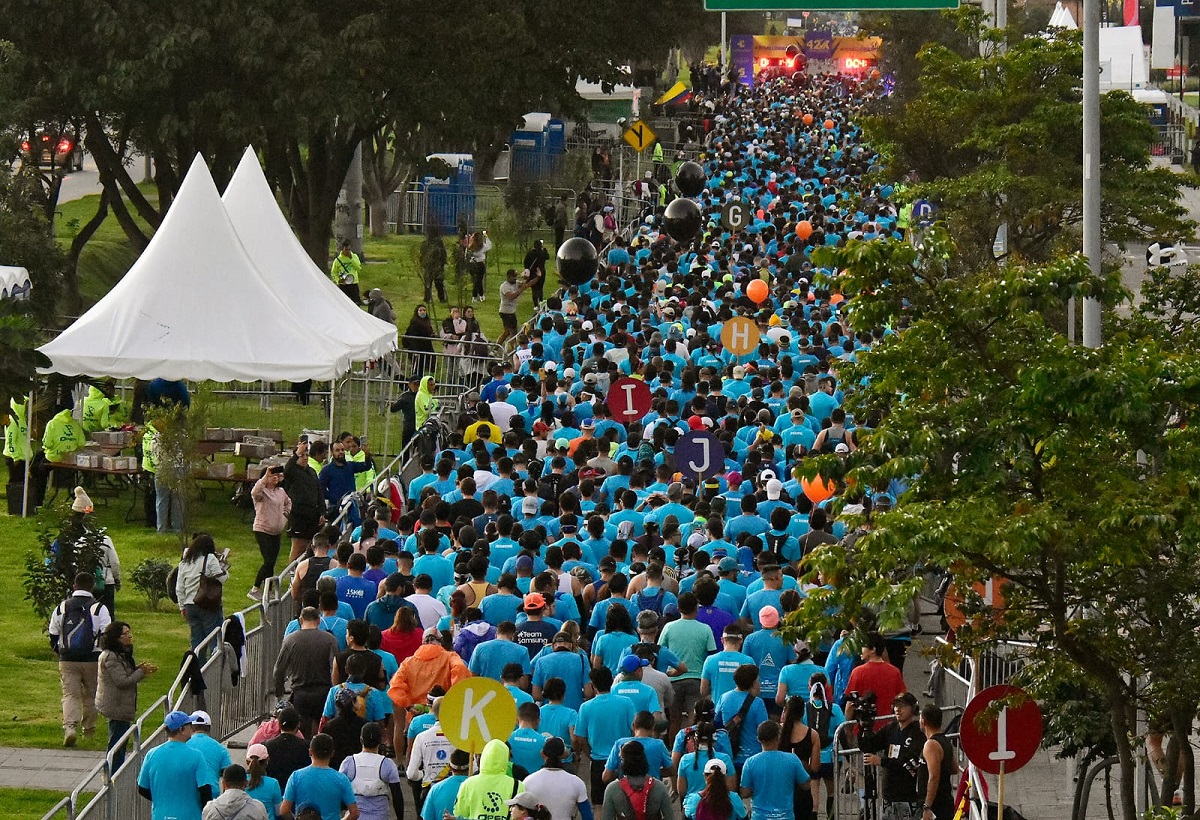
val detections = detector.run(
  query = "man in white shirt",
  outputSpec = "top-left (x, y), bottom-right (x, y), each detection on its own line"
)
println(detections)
top-left (488, 386), bottom-right (519, 433)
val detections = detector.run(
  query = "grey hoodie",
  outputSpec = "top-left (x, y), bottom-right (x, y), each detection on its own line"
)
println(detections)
top-left (201, 788), bottom-right (268, 820)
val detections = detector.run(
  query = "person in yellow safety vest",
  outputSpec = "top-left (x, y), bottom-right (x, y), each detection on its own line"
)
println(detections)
top-left (141, 422), bottom-right (158, 528)
top-left (340, 433), bottom-right (376, 494)
top-left (4, 396), bottom-right (34, 484)
top-left (897, 201), bottom-right (913, 238)
top-left (330, 240), bottom-right (362, 305)
top-left (82, 384), bottom-right (114, 434)
top-left (44, 406), bottom-right (87, 463)
top-left (652, 140), bottom-right (664, 165)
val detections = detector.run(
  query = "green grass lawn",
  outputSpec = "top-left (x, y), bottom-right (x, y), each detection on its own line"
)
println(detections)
top-left (0, 788), bottom-right (94, 820)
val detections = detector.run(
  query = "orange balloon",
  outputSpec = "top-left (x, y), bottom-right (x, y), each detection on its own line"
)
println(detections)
top-left (824, 119), bottom-right (835, 130)
top-left (802, 113), bottom-right (814, 126)
top-left (746, 278), bottom-right (769, 304)
top-left (801, 475), bottom-right (836, 503)
top-left (795, 220), bottom-right (813, 240)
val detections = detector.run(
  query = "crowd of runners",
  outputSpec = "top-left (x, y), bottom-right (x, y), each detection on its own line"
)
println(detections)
top-left (53, 68), bottom-right (963, 820)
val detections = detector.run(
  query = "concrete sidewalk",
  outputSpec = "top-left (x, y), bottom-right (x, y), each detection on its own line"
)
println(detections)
top-left (0, 746), bottom-right (104, 790)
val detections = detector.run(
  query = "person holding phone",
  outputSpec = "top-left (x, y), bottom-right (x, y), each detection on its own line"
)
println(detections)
top-left (249, 465), bottom-right (291, 601)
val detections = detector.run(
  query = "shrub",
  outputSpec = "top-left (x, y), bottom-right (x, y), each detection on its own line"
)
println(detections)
top-left (129, 558), bottom-right (173, 612)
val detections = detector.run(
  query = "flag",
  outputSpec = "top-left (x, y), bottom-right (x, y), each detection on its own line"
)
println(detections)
top-left (655, 81), bottom-right (692, 106)
top-left (1125, 0), bottom-right (1139, 25)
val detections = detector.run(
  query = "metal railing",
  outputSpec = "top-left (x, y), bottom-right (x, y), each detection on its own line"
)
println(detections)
top-left (41, 575), bottom-right (292, 820)
top-left (385, 183), bottom-right (505, 234)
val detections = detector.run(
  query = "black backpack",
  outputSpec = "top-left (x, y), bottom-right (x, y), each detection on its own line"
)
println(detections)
top-left (806, 701), bottom-right (835, 749)
top-left (59, 597), bottom-right (98, 662)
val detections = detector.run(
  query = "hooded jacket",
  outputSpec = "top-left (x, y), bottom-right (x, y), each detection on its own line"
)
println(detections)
top-left (416, 376), bottom-right (440, 429)
top-left (364, 594), bottom-right (419, 632)
top-left (43, 408), bottom-right (86, 462)
top-left (453, 739), bottom-right (523, 820)
top-left (387, 642), bottom-right (470, 710)
top-left (82, 386), bottom-right (112, 433)
top-left (453, 620), bottom-right (496, 664)
top-left (3, 397), bottom-right (31, 461)
top-left (201, 787), bottom-right (268, 820)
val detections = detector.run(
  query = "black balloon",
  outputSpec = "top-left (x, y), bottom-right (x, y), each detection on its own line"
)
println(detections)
top-left (663, 197), bottom-right (701, 243)
top-left (556, 236), bottom-right (598, 286)
top-left (676, 161), bottom-right (705, 197)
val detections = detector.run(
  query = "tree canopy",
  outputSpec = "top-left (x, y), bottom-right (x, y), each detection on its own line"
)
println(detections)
top-left (794, 234), bottom-right (1200, 819)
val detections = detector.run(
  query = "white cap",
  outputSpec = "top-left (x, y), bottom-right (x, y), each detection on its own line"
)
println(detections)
top-left (766, 479), bottom-right (783, 500)
top-left (704, 758), bottom-right (728, 775)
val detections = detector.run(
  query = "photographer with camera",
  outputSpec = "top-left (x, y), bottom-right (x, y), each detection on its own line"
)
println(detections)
top-left (857, 692), bottom-right (925, 820)
top-left (844, 633), bottom-right (906, 728)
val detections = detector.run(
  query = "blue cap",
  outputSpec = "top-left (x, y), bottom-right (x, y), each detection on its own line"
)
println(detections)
top-left (621, 654), bottom-right (650, 674)
top-left (164, 710), bottom-right (198, 732)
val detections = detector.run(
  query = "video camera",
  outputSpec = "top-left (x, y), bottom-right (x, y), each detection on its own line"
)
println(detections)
top-left (845, 690), bottom-right (877, 729)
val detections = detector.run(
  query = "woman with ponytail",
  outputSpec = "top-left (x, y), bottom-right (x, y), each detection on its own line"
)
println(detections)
top-left (682, 759), bottom-right (746, 820)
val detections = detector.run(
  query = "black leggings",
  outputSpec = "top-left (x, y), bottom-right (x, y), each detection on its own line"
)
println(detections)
top-left (590, 758), bottom-right (606, 804)
top-left (254, 531), bottom-right (282, 588)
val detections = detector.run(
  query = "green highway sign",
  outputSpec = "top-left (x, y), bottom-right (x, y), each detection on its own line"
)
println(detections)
top-left (705, 0), bottom-right (956, 9)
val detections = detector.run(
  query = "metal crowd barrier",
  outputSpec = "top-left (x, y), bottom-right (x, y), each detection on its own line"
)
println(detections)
top-left (41, 577), bottom-right (291, 820)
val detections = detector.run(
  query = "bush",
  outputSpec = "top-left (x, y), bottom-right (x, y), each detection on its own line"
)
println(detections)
top-left (21, 504), bottom-right (107, 624)
top-left (129, 558), bottom-right (173, 612)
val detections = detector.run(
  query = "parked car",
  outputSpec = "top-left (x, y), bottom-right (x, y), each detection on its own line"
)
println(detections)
top-left (21, 131), bottom-right (84, 171)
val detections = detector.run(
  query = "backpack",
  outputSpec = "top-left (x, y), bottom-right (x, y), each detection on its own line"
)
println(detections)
top-left (604, 213), bottom-right (617, 232)
top-left (619, 776), bottom-right (657, 820)
top-left (166, 565), bottom-right (180, 604)
top-left (722, 692), bottom-right (757, 757)
top-left (806, 700), bottom-right (835, 749)
top-left (349, 751), bottom-right (390, 797)
top-left (634, 588), bottom-right (666, 616)
top-left (764, 531), bottom-right (789, 557)
top-left (59, 596), bottom-right (98, 661)
top-left (335, 683), bottom-right (372, 720)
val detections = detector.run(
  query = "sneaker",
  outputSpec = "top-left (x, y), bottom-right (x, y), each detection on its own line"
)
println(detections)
top-left (247, 587), bottom-right (262, 601)
top-left (64, 728), bottom-right (77, 747)
top-left (82, 726), bottom-right (95, 738)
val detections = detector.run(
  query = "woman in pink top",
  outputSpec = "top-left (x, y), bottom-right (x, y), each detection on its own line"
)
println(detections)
top-left (249, 465), bottom-right (291, 601)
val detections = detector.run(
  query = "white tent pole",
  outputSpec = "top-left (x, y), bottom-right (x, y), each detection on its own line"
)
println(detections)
top-left (21, 389), bottom-right (32, 517)
top-left (328, 377), bottom-right (338, 445)
top-left (362, 366), bottom-right (369, 443)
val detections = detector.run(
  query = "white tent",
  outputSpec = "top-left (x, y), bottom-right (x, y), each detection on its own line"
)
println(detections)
top-left (1048, 2), bottom-right (1078, 29)
top-left (0, 266), bottom-right (31, 301)
top-left (222, 147), bottom-right (396, 362)
top-left (38, 155), bottom-right (353, 382)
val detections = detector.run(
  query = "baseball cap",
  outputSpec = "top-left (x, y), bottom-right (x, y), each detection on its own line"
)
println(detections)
top-left (508, 792), bottom-right (544, 810)
top-left (552, 631), bottom-right (574, 645)
top-left (727, 470), bottom-right (742, 485)
top-left (246, 743), bottom-right (269, 761)
top-left (717, 556), bottom-right (739, 573)
top-left (581, 418), bottom-right (595, 430)
top-left (544, 361), bottom-right (557, 371)
top-left (759, 606), bottom-right (781, 629)
top-left (189, 710), bottom-right (212, 727)
top-left (554, 437), bottom-right (570, 451)
top-left (766, 479), bottom-right (783, 500)
top-left (894, 692), bottom-right (919, 709)
top-left (423, 626), bottom-right (442, 641)
top-left (704, 758), bottom-right (728, 775)
top-left (621, 654), bottom-right (650, 674)
top-left (164, 710), bottom-right (198, 732)
top-left (521, 497), bottom-right (539, 515)
top-left (523, 592), bottom-right (546, 611)
top-left (584, 373), bottom-right (599, 384)
top-left (532, 420), bottom-right (550, 435)
top-left (732, 365), bottom-right (746, 379)
top-left (835, 443), bottom-right (850, 454)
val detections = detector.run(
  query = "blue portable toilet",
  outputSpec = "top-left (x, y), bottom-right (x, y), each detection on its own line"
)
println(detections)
top-left (423, 154), bottom-right (476, 233)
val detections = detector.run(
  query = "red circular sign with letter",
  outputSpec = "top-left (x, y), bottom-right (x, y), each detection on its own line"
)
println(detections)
top-left (607, 377), bottom-right (653, 425)
top-left (960, 685), bottom-right (1043, 775)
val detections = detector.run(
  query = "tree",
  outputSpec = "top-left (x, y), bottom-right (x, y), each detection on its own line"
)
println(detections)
top-left (862, 27), bottom-right (1194, 268)
top-left (792, 234), bottom-right (1200, 820)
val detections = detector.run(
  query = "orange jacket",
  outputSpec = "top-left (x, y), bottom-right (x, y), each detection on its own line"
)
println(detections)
top-left (388, 643), bottom-right (471, 710)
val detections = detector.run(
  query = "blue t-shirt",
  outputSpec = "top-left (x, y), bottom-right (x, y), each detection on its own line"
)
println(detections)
top-left (777, 661), bottom-right (823, 701)
top-left (186, 732), bottom-right (231, 792)
top-left (740, 750), bottom-right (810, 820)
top-left (282, 765), bottom-right (357, 820)
top-left (408, 711), bottom-right (438, 739)
top-left (245, 776), bottom-right (283, 820)
top-left (321, 682), bottom-right (393, 722)
top-left (605, 736), bottom-right (673, 777)
top-left (532, 649), bottom-right (591, 711)
top-left (715, 690), bottom-right (768, 764)
top-left (701, 651), bottom-right (754, 704)
top-left (539, 703), bottom-right (579, 762)
top-left (421, 775), bottom-right (467, 820)
top-left (479, 592), bottom-right (523, 626)
top-left (508, 685), bottom-right (535, 708)
top-left (469, 638), bottom-right (532, 682)
top-left (336, 575), bottom-right (379, 620)
top-left (684, 790), bottom-right (747, 820)
top-left (742, 630), bottom-right (794, 702)
top-left (612, 679), bottom-right (662, 715)
top-left (577, 693), bottom-right (638, 760)
top-left (671, 727), bottom-right (733, 759)
top-left (508, 726), bottom-right (547, 774)
top-left (591, 631), bottom-right (638, 674)
top-left (677, 750), bottom-right (736, 797)
top-left (137, 740), bottom-right (208, 820)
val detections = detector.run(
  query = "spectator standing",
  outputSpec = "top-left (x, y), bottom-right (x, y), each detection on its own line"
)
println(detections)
top-left (523, 239), bottom-right (550, 306)
top-left (402, 307), bottom-right (437, 377)
top-left (282, 438), bottom-right (324, 563)
top-left (466, 230), bottom-right (493, 303)
top-left (419, 225), bottom-right (448, 304)
top-left (96, 620), bottom-right (156, 768)
top-left (175, 533), bottom-right (229, 652)
top-left (249, 465), bottom-right (290, 601)
top-left (498, 269), bottom-right (531, 345)
top-left (331, 240), bottom-right (363, 304)
top-left (49, 571), bottom-right (111, 747)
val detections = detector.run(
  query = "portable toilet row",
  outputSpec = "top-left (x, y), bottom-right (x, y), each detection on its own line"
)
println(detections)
top-left (423, 154), bottom-right (475, 233)
top-left (509, 113), bottom-right (566, 182)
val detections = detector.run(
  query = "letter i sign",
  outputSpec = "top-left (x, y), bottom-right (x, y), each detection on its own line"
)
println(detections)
top-left (960, 685), bottom-right (1043, 775)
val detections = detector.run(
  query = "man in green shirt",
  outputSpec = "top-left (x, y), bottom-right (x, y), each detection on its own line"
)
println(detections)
top-left (657, 592), bottom-right (717, 740)
top-left (331, 240), bottom-right (363, 305)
